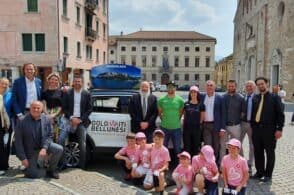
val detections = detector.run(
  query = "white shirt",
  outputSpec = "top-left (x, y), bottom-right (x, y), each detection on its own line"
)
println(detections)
top-left (25, 77), bottom-right (38, 108)
top-left (73, 90), bottom-right (81, 117)
top-left (204, 93), bottom-right (215, 122)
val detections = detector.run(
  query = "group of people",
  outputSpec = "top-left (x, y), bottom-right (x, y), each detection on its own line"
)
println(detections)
top-left (0, 63), bottom-right (92, 179)
top-left (122, 77), bottom-right (285, 194)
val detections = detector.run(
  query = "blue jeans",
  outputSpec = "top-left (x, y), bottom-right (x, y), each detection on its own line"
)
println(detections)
top-left (161, 127), bottom-right (182, 155)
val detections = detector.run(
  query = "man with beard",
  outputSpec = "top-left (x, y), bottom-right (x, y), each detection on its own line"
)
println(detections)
top-left (251, 77), bottom-right (284, 182)
top-left (129, 81), bottom-right (158, 143)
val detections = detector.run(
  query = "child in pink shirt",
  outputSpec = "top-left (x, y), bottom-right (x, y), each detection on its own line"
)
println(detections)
top-left (192, 145), bottom-right (219, 195)
top-left (143, 129), bottom-right (170, 193)
top-left (114, 133), bottom-right (138, 180)
top-left (131, 132), bottom-right (152, 179)
top-left (221, 138), bottom-right (249, 195)
top-left (172, 151), bottom-right (194, 195)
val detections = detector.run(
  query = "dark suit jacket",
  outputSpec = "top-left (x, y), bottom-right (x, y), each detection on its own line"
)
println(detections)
top-left (62, 89), bottom-right (92, 128)
top-left (15, 113), bottom-right (53, 161)
top-left (201, 93), bottom-right (225, 131)
top-left (11, 76), bottom-right (42, 115)
top-left (128, 93), bottom-right (158, 133)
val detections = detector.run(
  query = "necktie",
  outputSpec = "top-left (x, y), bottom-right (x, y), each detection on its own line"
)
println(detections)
top-left (246, 95), bottom-right (252, 121)
top-left (142, 97), bottom-right (147, 119)
top-left (255, 94), bottom-right (264, 122)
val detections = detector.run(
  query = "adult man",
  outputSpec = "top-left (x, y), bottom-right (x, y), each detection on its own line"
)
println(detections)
top-left (158, 81), bottom-right (184, 157)
top-left (12, 63), bottom-right (42, 118)
top-left (59, 75), bottom-right (92, 169)
top-left (14, 101), bottom-right (63, 179)
top-left (201, 80), bottom-right (225, 162)
top-left (251, 77), bottom-right (284, 182)
top-left (129, 81), bottom-right (158, 143)
top-left (240, 80), bottom-right (256, 174)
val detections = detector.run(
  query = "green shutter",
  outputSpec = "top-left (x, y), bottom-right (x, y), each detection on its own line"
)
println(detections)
top-left (35, 34), bottom-right (45, 51)
top-left (22, 34), bottom-right (32, 51)
top-left (28, 0), bottom-right (38, 12)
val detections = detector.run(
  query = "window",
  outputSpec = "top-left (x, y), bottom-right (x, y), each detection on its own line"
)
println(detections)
top-left (185, 57), bottom-right (189, 67)
top-left (110, 50), bottom-right (114, 54)
top-left (195, 57), bottom-right (200, 67)
top-left (152, 74), bottom-right (156, 81)
top-left (103, 0), bottom-right (107, 15)
top-left (151, 56), bottom-right (157, 67)
top-left (142, 46), bottom-right (146, 52)
top-left (206, 47), bottom-right (211, 52)
top-left (22, 34), bottom-right (32, 51)
top-left (163, 47), bottom-right (168, 52)
top-left (194, 74), bottom-right (199, 81)
top-left (96, 49), bottom-right (99, 62)
top-left (195, 47), bottom-right (200, 52)
top-left (62, 0), bottom-right (67, 16)
top-left (92, 96), bottom-right (130, 114)
top-left (27, 0), bottom-right (38, 12)
top-left (110, 60), bottom-right (114, 63)
top-left (96, 21), bottom-right (99, 36)
top-left (76, 7), bottom-right (80, 24)
top-left (205, 74), bottom-right (210, 81)
top-left (185, 47), bottom-right (190, 52)
top-left (103, 51), bottom-right (106, 63)
top-left (142, 73), bottom-right (146, 80)
top-left (86, 45), bottom-right (92, 60)
top-left (184, 74), bottom-right (189, 81)
top-left (174, 56), bottom-right (179, 67)
top-left (131, 46), bottom-right (136, 52)
top-left (131, 55), bottom-right (136, 66)
top-left (175, 47), bottom-right (179, 52)
top-left (205, 57), bottom-right (210, 67)
top-left (152, 46), bottom-right (157, 52)
top-left (121, 55), bottom-right (126, 64)
top-left (103, 23), bottom-right (106, 39)
top-left (174, 74), bottom-right (179, 81)
top-left (121, 46), bottom-right (126, 51)
top-left (77, 42), bottom-right (81, 58)
top-left (63, 37), bottom-right (68, 54)
top-left (35, 34), bottom-right (45, 51)
top-left (141, 56), bottom-right (147, 67)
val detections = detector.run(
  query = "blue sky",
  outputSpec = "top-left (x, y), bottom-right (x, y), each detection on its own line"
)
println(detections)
top-left (109, 0), bottom-right (237, 60)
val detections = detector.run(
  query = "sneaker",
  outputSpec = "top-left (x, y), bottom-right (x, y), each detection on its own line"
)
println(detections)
top-left (47, 171), bottom-right (60, 179)
top-left (260, 176), bottom-right (272, 182)
top-left (250, 173), bottom-right (263, 179)
top-left (0, 170), bottom-right (5, 175)
top-left (19, 165), bottom-right (26, 171)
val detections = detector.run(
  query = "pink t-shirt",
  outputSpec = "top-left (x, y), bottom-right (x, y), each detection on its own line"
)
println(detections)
top-left (192, 155), bottom-right (218, 181)
top-left (150, 145), bottom-right (171, 171)
top-left (173, 164), bottom-right (194, 188)
top-left (134, 145), bottom-right (152, 166)
top-left (118, 145), bottom-right (138, 163)
top-left (221, 155), bottom-right (249, 187)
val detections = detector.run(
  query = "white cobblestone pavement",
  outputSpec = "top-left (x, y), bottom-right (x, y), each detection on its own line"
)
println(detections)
top-left (0, 112), bottom-right (293, 195)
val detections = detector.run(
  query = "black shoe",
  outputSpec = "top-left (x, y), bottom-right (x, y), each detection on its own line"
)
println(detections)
top-left (260, 176), bottom-right (272, 182)
top-left (47, 171), bottom-right (60, 179)
top-left (250, 173), bottom-right (263, 179)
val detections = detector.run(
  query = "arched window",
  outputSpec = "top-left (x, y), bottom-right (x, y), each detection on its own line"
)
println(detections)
top-left (277, 1), bottom-right (285, 24)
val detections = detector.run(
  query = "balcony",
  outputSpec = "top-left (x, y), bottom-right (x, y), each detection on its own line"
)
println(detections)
top-left (85, 27), bottom-right (97, 41)
top-left (159, 66), bottom-right (173, 73)
top-left (85, 0), bottom-right (97, 11)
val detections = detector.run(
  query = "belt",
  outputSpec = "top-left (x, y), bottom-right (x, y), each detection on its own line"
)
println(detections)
top-left (204, 121), bottom-right (214, 124)
top-left (226, 122), bottom-right (240, 126)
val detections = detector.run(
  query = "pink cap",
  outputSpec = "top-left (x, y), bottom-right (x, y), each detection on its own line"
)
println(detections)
top-left (177, 151), bottom-right (191, 159)
top-left (201, 145), bottom-right (215, 163)
top-left (190, 86), bottom-right (199, 92)
top-left (227, 138), bottom-right (241, 149)
top-left (153, 129), bottom-right (165, 137)
top-left (135, 132), bottom-right (146, 139)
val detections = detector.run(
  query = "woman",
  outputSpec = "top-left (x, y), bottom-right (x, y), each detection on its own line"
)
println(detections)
top-left (0, 78), bottom-right (11, 175)
top-left (42, 72), bottom-right (63, 142)
top-left (183, 86), bottom-right (205, 156)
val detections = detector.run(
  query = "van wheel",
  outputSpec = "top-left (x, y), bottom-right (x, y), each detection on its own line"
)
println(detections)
top-left (64, 142), bottom-right (80, 167)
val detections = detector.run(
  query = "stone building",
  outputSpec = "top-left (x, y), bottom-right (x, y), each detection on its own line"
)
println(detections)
top-left (0, 0), bottom-right (108, 86)
top-left (109, 31), bottom-right (216, 89)
top-left (215, 54), bottom-right (234, 90)
top-left (233, 0), bottom-right (294, 99)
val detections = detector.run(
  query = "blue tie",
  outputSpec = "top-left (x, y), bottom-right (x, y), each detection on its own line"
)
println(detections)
top-left (247, 95), bottom-right (252, 121)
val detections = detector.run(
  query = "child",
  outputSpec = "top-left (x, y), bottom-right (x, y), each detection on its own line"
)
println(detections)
top-left (114, 133), bottom-right (138, 180)
top-left (192, 145), bottom-right (219, 195)
top-left (172, 151), bottom-right (194, 195)
top-left (131, 132), bottom-right (152, 179)
top-left (221, 139), bottom-right (249, 195)
top-left (143, 129), bottom-right (170, 193)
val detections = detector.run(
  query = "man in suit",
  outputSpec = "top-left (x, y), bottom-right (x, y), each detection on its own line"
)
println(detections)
top-left (201, 80), bottom-right (225, 164)
top-left (251, 77), bottom-right (284, 182)
top-left (58, 75), bottom-right (92, 169)
top-left (12, 63), bottom-right (42, 119)
top-left (14, 101), bottom-right (63, 179)
top-left (129, 81), bottom-right (158, 143)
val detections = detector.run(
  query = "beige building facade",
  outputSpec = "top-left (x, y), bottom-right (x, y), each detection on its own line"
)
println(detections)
top-left (0, 0), bottom-right (108, 85)
top-left (233, 0), bottom-right (294, 99)
top-left (215, 54), bottom-right (234, 90)
top-left (109, 31), bottom-right (216, 89)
